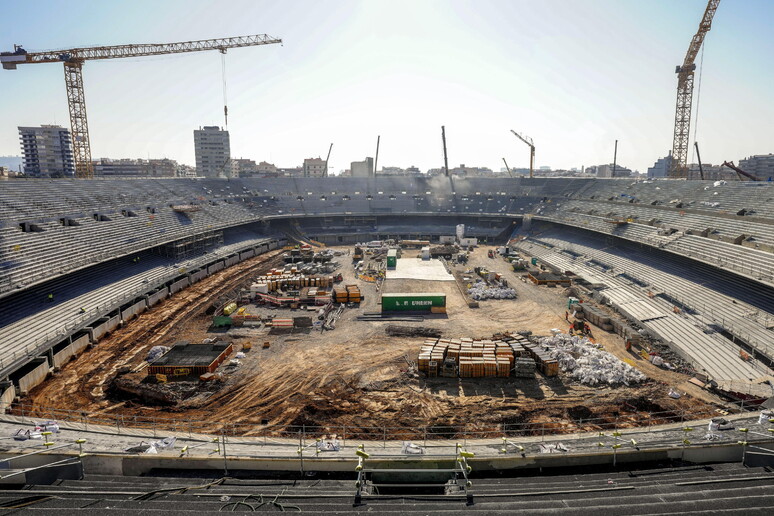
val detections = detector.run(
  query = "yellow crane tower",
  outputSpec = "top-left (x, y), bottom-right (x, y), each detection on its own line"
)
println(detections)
top-left (510, 130), bottom-right (535, 178)
top-left (1, 34), bottom-right (282, 178)
top-left (669, 0), bottom-right (721, 177)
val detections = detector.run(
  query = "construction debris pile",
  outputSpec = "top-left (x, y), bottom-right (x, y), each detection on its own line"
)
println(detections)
top-left (417, 332), bottom-right (558, 378)
top-left (466, 267), bottom-right (517, 300)
top-left (467, 280), bottom-right (517, 300)
top-left (385, 325), bottom-right (442, 338)
top-left (538, 334), bottom-right (646, 387)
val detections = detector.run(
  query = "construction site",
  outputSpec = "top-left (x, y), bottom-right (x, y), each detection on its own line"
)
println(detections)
top-left (4, 2), bottom-right (774, 510)
top-left (17, 238), bottom-right (734, 438)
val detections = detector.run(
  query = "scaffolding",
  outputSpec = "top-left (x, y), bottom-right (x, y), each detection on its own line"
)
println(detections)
top-left (155, 230), bottom-right (224, 260)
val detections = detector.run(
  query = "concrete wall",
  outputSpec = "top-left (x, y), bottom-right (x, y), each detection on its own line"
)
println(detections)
top-left (88, 318), bottom-right (110, 342)
top-left (240, 249), bottom-right (255, 261)
top-left (207, 261), bottom-right (225, 275)
top-left (0, 385), bottom-right (15, 412)
top-left (52, 343), bottom-right (75, 369)
top-left (225, 255), bottom-right (240, 267)
top-left (106, 314), bottom-right (121, 333)
top-left (189, 269), bottom-right (208, 284)
top-left (147, 287), bottom-right (169, 307)
top-left (121, 299), bottom-right (147, 322)
top-left (68, 440), bottom-right (748, 477)
top-left (170, 277), bottom-right (190, 294)
top-left (17, 360), bottom-right (49, 395)
top-left (71, 334), bottom-right (90, 355)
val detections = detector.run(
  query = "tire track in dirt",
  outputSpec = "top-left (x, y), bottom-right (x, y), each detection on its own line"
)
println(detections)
top-left (23, 250), bottom-right (285, 413)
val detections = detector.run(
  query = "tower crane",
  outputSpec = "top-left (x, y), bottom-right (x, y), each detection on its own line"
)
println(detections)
top-left (1, 34), bottom-right (282, 178)
top-left (510, 130), bottom-right (534, 178)
top-left (669, 0), bottom-right (720, 177)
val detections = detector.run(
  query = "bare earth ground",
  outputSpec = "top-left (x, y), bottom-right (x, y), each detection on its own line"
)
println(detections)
top-left (21, 245), bottom-right (726, 437)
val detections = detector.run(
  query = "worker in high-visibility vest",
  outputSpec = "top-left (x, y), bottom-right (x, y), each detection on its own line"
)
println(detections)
top-left (47, 293), bottom-right (54, 303)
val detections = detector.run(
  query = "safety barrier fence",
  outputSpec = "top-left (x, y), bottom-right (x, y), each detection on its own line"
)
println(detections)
top-left (5, 398), bottom-right (768, 445)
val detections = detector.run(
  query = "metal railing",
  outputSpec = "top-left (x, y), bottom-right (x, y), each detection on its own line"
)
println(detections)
top-left (4, 398), bottom-right (767, 444)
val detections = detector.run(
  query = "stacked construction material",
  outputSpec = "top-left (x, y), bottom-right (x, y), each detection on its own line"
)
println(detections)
top-left (253, 269), bottom-right (334, 292)
top-left (512, 357), bottom-right (536, 377)
top-left (420, 337), bottom-right (517, 378)
top-left (268, 318), bottom-right (293, 328)
top-left (574, 304), bottom-right (613, 331)
top-left (332, 285), bottom-right (361, 303)
top-left (346, 285), bottom-right (361, 303)
top-left (522, 342), bottom-right (560, 377)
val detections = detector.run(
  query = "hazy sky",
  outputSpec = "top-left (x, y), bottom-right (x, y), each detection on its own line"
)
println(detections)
top-left (1, 0), bottom-right (772, 173)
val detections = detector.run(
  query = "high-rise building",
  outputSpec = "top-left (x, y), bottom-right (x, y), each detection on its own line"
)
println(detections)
top-left (350, 157), bottom-right (374, 178)
top-left (303, 157), bottom-right (326, 177)
top-left (18, 125), bottom-right (75, 177)
top-left (193, 126), bottom-right (230, 178)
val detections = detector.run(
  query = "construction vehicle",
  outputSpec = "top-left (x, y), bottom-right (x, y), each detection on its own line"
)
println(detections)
top-left (1, 35), bottom-right (281, 178)
top-left (353, 246), bottom-right (364, 261)
top-left (669, 0), bottom-right (721, 176)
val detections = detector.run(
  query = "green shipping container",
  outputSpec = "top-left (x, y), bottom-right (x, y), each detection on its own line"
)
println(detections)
top-left (387, 249), bottom-right (397, 268)
top-left (381, 293), bottom-right (446, 312)
top-left (212, 316), bottom-right (232, 327)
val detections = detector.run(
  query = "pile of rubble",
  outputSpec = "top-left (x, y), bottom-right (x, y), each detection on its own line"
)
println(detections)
top-left (538, 334), bottom-right (646, 387)
top-left (467, 281), bottom-right (517, 300)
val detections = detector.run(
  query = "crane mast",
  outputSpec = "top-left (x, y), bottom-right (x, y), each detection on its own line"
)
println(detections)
top-left (2, 34), bottom-right (282, 178)
top-left (669, 0), bottom-right (720, 178)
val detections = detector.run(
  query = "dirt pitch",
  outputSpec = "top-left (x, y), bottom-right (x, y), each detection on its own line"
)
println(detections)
top-left (21, 245), bottom-right (726, 438)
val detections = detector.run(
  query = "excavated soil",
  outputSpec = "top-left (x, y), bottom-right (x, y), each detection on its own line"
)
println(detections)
top-left (19, 245), bottom-right (726, 438)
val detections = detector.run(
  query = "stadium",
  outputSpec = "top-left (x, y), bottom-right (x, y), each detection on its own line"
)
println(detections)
top-left (1, 175), bottom-right (774, 512)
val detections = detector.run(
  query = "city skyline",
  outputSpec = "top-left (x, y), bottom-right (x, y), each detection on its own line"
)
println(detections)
top-left (1, 0), bottom-right (773, 175)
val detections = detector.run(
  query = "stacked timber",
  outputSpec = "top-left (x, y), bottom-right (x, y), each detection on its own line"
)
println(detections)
top-left (421, 337), bottom-right (513, 378)
top-left (417, 332), bottom-right (560, 379)
top-left (346, 285), bottom-right (362, 303)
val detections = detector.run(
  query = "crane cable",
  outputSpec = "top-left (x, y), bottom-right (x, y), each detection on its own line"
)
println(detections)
top-left (221, 50), bottom-right (228, 129)
top-left (690, 42), bottom-right (705, 165)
